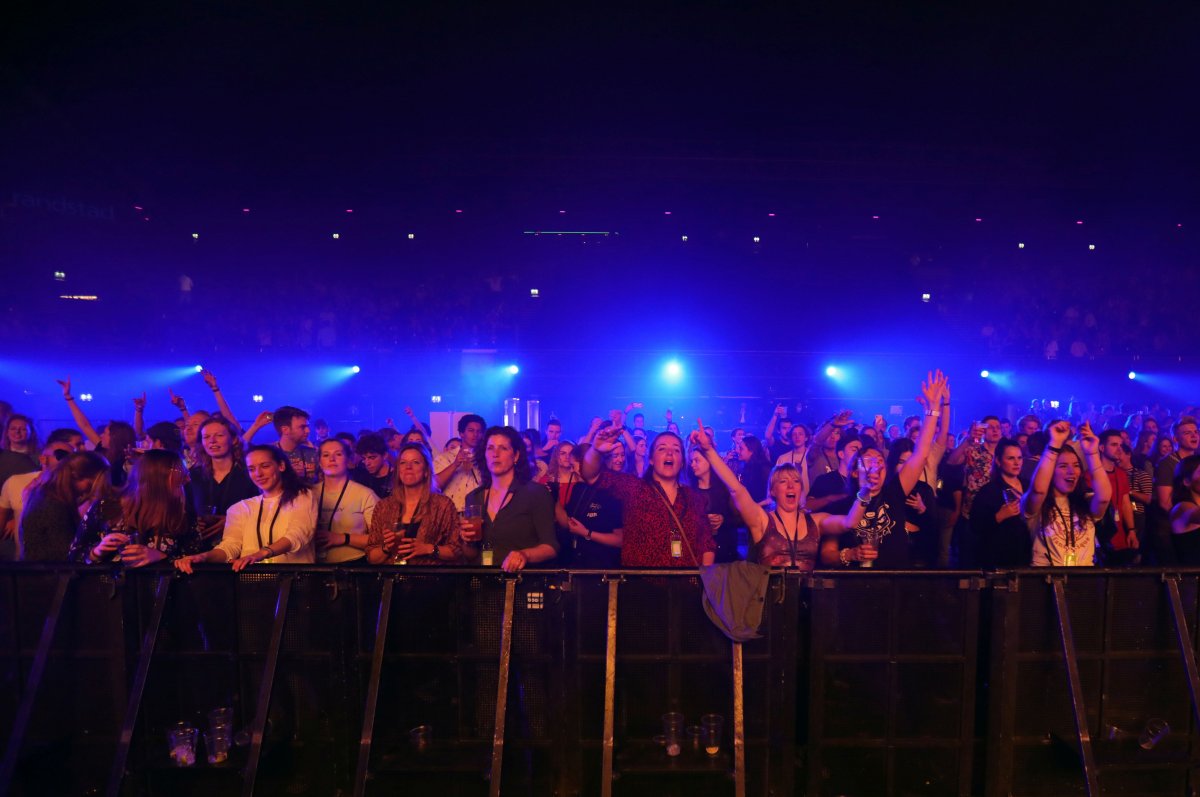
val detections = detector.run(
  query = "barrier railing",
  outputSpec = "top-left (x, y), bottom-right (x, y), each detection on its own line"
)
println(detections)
top-left (2, 565), bottom-right (1200, 796)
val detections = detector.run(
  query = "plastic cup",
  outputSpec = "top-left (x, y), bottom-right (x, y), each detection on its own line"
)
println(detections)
top-left (204, 724), bottom-right (231, 764)
top-left (700, 713), bottom-right (724, 756)
top-left (661, 712), bottom-right (684, 757)
top-left (409, 725), bottom-right (432, 752)
top-left (687, 724), bottom-right (702, 752)
top-left (167, 722), bottom-right (198, 767)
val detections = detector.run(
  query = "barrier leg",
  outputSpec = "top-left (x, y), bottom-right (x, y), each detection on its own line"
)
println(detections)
top-left (106, 574), bottom-right (171, 797)
top-left (488, 578), bottom-right (516, 797)
top-left (1051, 576), bottom-right (1099, 797)
top-left (242, 574), bottom-right (294, 797)
top-left (353, 577), bottom-right (394, 797)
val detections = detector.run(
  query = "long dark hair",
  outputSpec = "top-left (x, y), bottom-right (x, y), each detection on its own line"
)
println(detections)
top-left (122, 449), bottom-right (189, 537)
top-left (643, 431), bottom-right (686, 485)
top-left (475, 426), bottom-right (531, 487)
top-left (989, 438), bottom-right (1022, 480)
top-left (1039, 446), bottom-right (1092, 533)
top-left (741, 434), bottom-right (770, 468)
top-left (1172, 454), bottom-right (1200, 507)
top-left (245, 445), bottom-right (309, 507)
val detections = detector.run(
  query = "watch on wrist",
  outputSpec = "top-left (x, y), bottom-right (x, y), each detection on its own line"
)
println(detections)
top-left (431, 544), bottom-right (440, 559)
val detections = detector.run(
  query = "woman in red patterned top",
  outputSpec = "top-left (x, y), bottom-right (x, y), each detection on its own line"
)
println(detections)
top-left (582, 419), bottom-right (715, 567)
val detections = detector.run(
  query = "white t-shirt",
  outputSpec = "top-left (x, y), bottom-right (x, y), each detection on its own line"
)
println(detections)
top-left (1, 471), bottom-right (40, 559)
top-left (433, 450), bottom-right (482, 511)
top-left (1028, 495), bottom-right (1099, 566)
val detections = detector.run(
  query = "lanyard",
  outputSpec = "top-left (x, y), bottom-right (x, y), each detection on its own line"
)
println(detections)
top-left (1052, 502), bottom-right (1076, 550)
top-left (773, 507), bottom-right (803, 567)
top-left (256, 496), bottom-right (283, 548)
top-left (485, 486), bottom-right (512, 523)
top-left (318, 478), bottom-right (349, 531)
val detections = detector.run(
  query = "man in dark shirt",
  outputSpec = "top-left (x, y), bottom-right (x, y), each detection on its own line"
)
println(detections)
top-left (353, 434), bottom-right (394, 499)
top-left (807, 436), bottom-right (862, 515)
top-left (1152, 416), bottom-right (1198, 564)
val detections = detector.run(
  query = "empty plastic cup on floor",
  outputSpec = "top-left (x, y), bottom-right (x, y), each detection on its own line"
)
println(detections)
top-left (167, 723), bottom-right (198, 767)
top-left (661, 712), bottom-right (684, 757)
top-left (700, 713), bottom-right (724, 756)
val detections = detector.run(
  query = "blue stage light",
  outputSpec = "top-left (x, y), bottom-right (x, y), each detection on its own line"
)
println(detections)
top-left (980, 370), bottom-right (990, 379)
top-left (506, 364), bottom-right (520, 375)
top-left (351, 365), bottom-right (361, 374)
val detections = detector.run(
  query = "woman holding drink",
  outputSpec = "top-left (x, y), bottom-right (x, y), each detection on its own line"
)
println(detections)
top-left (365, 443), bottom-right (461, 564)
top-left (461, 426), bottom-right (557, 572)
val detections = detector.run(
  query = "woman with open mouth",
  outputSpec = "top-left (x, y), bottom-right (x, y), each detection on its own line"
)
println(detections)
top-left (1023, 420), bottom-right (1111, 566)
top-left (583, 413), bottom-right (716, 567)
top-left (689, 421), bottom-right (870, 570)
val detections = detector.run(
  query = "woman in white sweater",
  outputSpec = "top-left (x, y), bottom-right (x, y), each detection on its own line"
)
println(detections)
top-left (175, 445), bottom-right (316, 572)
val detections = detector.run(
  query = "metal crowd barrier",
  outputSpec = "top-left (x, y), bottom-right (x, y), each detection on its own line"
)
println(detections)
top-left (2, 565), bottom-right (1200, 796)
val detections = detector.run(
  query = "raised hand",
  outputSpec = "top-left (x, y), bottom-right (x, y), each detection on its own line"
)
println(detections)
top-left (56, 377), bottom-right (72, 399)
top-left (132, 392), bottom-right (147, 411)
top-left (592, 426), bottom-right (621, 454)
top-left (919, 369), bottom-right (947, 409)
top-left (1048, 420), bottom-right (1071, 448)
top-left (168, 388), bottom-right (187, 411)
top-left (252, 410), bottom-right (273, 427)
top-left (688, 418), bottom-right (715, 453)
top-left (831, 410), bottom-right (853, 427)
top-left (1077, 421), bottom-right (1100, 456)
top-left (774, 404), bottom-right (786, 418)
top-left (201, 369), bottom-right (219, 391)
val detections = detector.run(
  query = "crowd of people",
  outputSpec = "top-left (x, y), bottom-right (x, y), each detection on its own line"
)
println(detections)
top-left (3, 367), bottom-right (1200, 574)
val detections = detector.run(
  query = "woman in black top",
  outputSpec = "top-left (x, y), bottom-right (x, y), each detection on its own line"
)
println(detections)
top-left (462, 426), bottom-right (558, 572)
top-left (189, 416), bottom-right (258, 540)
top-left (20, 451), bottom-right (110, 561)
top-left (887, 440), bottom-right (939, 567)
top-left (970, 439), bottom-right (1031, 569)
top-left (687, 445), bottom-right (740, 562)
top-left (733, 435), bottom-right (772, 504)
top-left (557, 444), bottom-right (624, 568)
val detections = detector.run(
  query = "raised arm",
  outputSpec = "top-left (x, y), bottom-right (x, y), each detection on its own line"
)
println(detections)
top-left (1022, 420), bottom-right (1071, 520)
top-left (898, 371), bottom-right (949, 495)
top-left (202, 370), bottom-right (244, 433)
top-left (402, 406), bottom-right (431, 448)
top-left (57, 377), bottom-right (101, 445)
top-left (583, 425), bottom-right (620, 481)
top-left (610, 410), bottom-right (637, 455)
top-left (764, 404), bottom-right (785, 444)
top-left (167, 388), bottom-right (190, 422)
top-left (690, 419), bottom-right (768, 541)
top-left (947, 422), bottom-right (981, 466)
top-left (242, 410), bottom-right (273, 446)
top-left (813, 460), bottom-right (872, 535)
top-left (1077, 422), bottom-right (1112, 518)
top-left (132, 392), bottom-right (147, 440)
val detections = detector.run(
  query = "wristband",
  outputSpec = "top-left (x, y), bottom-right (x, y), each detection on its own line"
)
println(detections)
top-left (925, 410), bottom-right (941, 417)
top-left (1047, 445), bottom-right (1063, 454)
